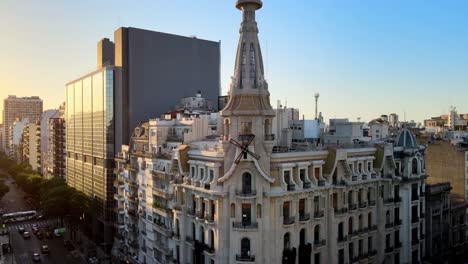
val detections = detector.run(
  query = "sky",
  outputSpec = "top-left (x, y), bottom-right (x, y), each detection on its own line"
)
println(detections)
top-left (1, 0), bottom-right (468, 124)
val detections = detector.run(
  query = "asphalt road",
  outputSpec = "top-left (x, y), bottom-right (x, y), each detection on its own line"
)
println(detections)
top-left (0, 170), bottom-right (85, 264)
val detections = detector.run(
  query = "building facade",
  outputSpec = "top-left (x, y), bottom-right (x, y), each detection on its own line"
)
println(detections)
top-left (2, 95), bottom-right (43, 155)
top-left (22, 122), bottom-right (41, 172)
top-left (8, 118), bottom-right (29, 162)
top-left (112, 1), bottom-right (428, 264)
top-left (45, 117), bottom-right (66, 179)
top-left (424, 183), bottom-right (468, 263)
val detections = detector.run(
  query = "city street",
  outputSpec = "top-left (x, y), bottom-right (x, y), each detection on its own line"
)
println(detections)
top-left (0, 170), bottom-right (85, 264)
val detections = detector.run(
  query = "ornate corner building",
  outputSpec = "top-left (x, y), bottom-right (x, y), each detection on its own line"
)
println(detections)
top-left (112, 1), bottom-right (429, 263)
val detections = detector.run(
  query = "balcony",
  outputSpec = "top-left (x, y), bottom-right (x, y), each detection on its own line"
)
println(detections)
top-left (187, 208), bottom-right (196, 217)
top-left (232, 222), bottom-right (258, 230)
top-left (186, 236), bottom-right (194, 244)
top-left (394, 219), bottom-right (402, 226)
top-left (264, 134), bottom-right (275, 141)
top-left (349, 203), bottom-right (357, 211)
top-left (350, 256), bottom-right (359, 263)
top-left (314, 211), bottom-right (324, 219)
top-left (411, 216), bottom-right (419, 223)
top-left (313, 239), bottom-right (326, 249)
top-left (204, 244), bottom-right (215, 254)
top-left (349, 230), bottom-right (359, 238)
top-left (368, 250), bottom-right (377, 257)
top-left (421, 192), bottom-right (426, 197)
top-left (411, 239), bottom-right (420, 245)
top-left (358, 202), bottom-right (367, 209)
top-left (337, 236), bottom-right (347, 243)
top-left (395, 241), bottom-right (402, 249)
top-left (385, 247), bottom-right (394, 253)
top-left (352, 176), bottom-right (358, 181)
top-left (368, 200), bottom-right (376, 207)
top-left (283, 216), bottom-right (295, 226)
top-left (318, 180), bottom-right (326, 186)
top-left (236, 254), bottom-right (255, 262)
top-left (303, 182), bottom-right (311, 189)
top-left (411, 195), bottom-right (419, 201)
top-left (420, 233), bottom-right (425, 239)
top-left (334, 207), bottom-right (348, 215)
top-left (420, 213), bottom-right (425, 219)
top-left (287, 184), bottom-right (296, 191)
top-left (235, 190), bottom-right (257, 198)
top-left (394, 196), bottom-right (401, 203)
top-left (384, 198), bottom-right (394, 204)
top-left (299, 213), bottom-right (310, 222)
top-left (368, 225), bottom-right (378, 232)
top-left (385, 222), bottom-right (394, 229)
top-left (358, 253), bottom-right (368, 261)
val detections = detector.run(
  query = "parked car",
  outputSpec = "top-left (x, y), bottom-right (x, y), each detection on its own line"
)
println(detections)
top-left (45, 231), bottom-right (53, 239)
top-left (32, 226), bottom-right (39, 234)
top-left (32, 252), bottom-right (41, 262)
top-left (18, 227), bottom-right (25, 234)
top-left (23, 231), bottom-right (31, 239)
top-left (41, 245), bottom-right (50, 254)
top-left (53, 232), bottom-right (62, 238)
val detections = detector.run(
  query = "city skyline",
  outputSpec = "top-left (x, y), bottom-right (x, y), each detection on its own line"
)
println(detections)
top-left (1, 0), bottom-right (468, 123)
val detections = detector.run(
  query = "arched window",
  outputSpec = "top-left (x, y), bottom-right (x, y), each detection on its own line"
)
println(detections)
top-left (175, 219), bottom-right (180, 236)
top-left (231, 203), bottom-right (235, 218)
top-left (348, 217), bottom-right (353, 234)
top-left (358, 214), bottom-right (363, 230)
top-left (412, 158), bottom-right (418, 174)
top-left (191, 222), bottom-right (196, 240)
top-left (200, 226), bottom-right (205, 243)
top-left (314, 225), bottom-right (320, 242)
top-left (241, 238), bottom-right (250, 257)
top-left (242, 172), bottom-right (252, 194)
top-left (256, 204), bottom-right (262, 218)
top-left (264, 119), bottom-right (271, 139)
top-left (284, 233), bottom-right (291, 249)
top-left (368, 212), bottom-right (372, 228)
top-left (210, 230), bottom-right (214, 247)
top-left (338, 222), bottom-right (344, 240)
top-left (300, 229), bottom-right (306, 246)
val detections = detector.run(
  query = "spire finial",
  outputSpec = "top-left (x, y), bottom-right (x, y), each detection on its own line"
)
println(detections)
top-left (236, 0), bottom-right (263, 10)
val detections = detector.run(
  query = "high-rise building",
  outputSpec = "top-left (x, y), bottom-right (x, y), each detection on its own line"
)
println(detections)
top-left (389, 113), bottom-right (399, 128)
top-left (66, 27), bottom-right (220, 249)
top-left (22, 121), bottom-right (41, 172)
top-left (112, 1), bottom-right (427, 263)
top-left (2, 96), bottom-right (43, 155)
top-left (9, 118), bottom-right (29, 162)
top-left (45, 107), bottom-right (66, 180)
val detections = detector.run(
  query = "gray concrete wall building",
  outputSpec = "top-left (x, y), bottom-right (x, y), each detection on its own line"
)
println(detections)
top-left (114, 27), bottom-right (221, 152)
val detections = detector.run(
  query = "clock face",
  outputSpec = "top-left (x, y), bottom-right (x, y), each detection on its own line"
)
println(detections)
top-left (229, 135), bottom-right (260, 164)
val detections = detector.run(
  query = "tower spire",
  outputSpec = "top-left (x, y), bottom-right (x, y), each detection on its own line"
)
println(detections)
top-left (221, 0), bottom-right (274, 117)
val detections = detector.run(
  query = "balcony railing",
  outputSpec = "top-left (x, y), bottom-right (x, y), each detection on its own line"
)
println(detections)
top-left (236, 254), bottom-right (255, 262)
top-left (358, 202), bottom-right (367, 208)
top-left (368, 225), bottom-right (378, 232)
top-left (385, 222), bottom-right (394, 229)
top-left (349, 203), bottom-right (357, 211)
top-left (395, 241), bottom-right (402, 249)
top-left (204, 245), bottom-right (215, 254)
top-left (299, 213), bottom-right (310, 222)
top-left (303, 182), bottom-right (311, 189)
top-left (313, 239), bottom-right (326, 248)
top-left (394, 219), bottom-right (402, 226)
top-left (235, 190), bottom-right (257, 197)
top-left (411, 195), bottom-right (419, 201)
top-left (384, 198), bottom-right (394, 204)
top-left (233, 222), bottom-right (258, 229)
top-left (264, 134), bottom-right (275, 141)
top-left (187, 208), bottom-right (196, 216)
top-left (283, 216), bottom-right (295, 225)
top-left (368, 250), bottom-right (377, 257)
top-left (334, 207), bottom-right (348, 215)
top-left (411, 239), bottom-right (420, 245)
top-left (337, 236), bottom-right (348, 243)
top-left (394, 196), bottom-right (402, 203)
top-left (314, 211), bottom-right (324, 219)
top-left (318, 180), bottom-right (326, 186)
top-left (368, 200), bottom-right (376, 207)
top-left (411, 216), bottom-right (419, 223)
top-left (287, 184), bottom-right (296, 191)
top-left (385, 246), bottom-right (394, 253)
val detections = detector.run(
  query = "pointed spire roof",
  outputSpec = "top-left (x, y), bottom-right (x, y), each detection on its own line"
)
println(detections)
top-left (221, 0), bottom-right (274, 117)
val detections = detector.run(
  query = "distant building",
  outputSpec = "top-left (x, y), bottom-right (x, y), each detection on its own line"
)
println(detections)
top-left (324, 119), bottom-right (366, 146)
top-left (22, 122), bottom-right (41, 172)
top-left (425, 183), bottom-right (468, 263)
top-left (45, 116), bottom-right (66, 180)
top-left (389, 113), bottom-right (399, 128)
top-left (368, 118), bottom-right (389, 141)
top-left (9, 118), bottom-right (29, 162)
top-left (40, 109), bottom-right (60, 175)
top-left (0, 124), bottom-right (4, 154)
top-left (424, 107), bottom-right (468, 132)
top-left (2, 95), bottom-right (43, 155)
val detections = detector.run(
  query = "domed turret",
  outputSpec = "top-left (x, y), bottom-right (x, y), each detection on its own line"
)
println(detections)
top-left (395, 129), bottom-right (417, 148)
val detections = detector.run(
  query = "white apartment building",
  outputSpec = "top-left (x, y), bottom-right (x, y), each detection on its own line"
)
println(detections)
top-left (22, 122), bottom-right (41, 172)
top-left (112, 1), bottom-right (427, 263)
top-left (8, 118), bottom-right (30, 161)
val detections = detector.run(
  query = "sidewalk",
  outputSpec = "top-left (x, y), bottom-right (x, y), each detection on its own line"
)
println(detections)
top-left (0, 254), bottom-right (16, 264)
top-left (67, 229), bottom-right (111, 264)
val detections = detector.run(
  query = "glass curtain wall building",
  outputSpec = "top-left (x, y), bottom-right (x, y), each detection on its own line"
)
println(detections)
top-left (66, 66), bottom-right (114, 242)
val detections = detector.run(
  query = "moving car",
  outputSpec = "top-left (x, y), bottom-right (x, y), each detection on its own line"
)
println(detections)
top-left (35, 231), bottom-right (44, 239)
top-left (18, 227), bottom-right (25, 234)
top-left (23, 231), bottom-right (31, 239)
top-left (41, 245), bottom-right (50, 254)
top-left (32, 252), bottom-right (41, 262)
